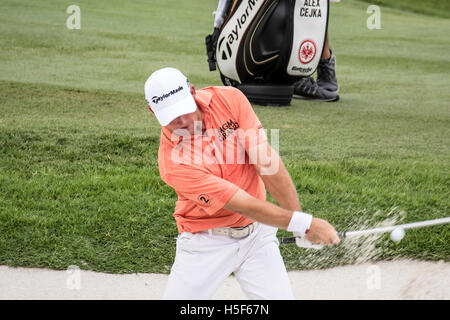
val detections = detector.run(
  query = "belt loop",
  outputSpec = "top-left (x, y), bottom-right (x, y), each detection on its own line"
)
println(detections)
top-left (208, 229), bottom-right (212, 236)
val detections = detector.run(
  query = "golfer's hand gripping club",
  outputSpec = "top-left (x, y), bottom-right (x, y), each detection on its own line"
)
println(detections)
top-left (287, 217), bottom-right (341, 250)
top-left (307, 217), bottom-right (341, 245)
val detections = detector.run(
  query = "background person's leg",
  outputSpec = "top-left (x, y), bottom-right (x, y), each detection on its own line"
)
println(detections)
top-left (317, 33), bottom-right (339, 93)
top-left (322, 33), bottom-right (331, 60)
top-left (293, 33), bottom-right (339, 101)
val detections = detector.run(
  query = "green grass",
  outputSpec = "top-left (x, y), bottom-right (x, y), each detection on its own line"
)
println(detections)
top-left (359, 0), bottom-right (450, 19)
top-left (0, 0), bottom-right (449, 273)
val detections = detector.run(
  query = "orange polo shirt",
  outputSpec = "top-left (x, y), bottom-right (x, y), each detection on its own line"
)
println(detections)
top-left (158, 86), bottom-right (267, 233)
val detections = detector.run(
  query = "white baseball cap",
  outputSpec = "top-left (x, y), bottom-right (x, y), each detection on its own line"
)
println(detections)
top-left (144, 67), bottom-right (197, 126)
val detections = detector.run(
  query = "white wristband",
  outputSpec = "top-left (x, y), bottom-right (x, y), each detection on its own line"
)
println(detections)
top-left (287, 211), bottom-right (313, 237)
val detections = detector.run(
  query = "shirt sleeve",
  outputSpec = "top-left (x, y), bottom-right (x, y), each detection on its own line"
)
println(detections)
top-left (161, 165), bottom-right (241, 216)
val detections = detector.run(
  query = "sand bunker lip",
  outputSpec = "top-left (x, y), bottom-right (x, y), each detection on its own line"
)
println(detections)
top-left (1, 259), bottom-right (448, 300)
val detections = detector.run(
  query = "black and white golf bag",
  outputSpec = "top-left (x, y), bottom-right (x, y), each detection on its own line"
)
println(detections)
top-left (206, 0), bottom-right (329, 105)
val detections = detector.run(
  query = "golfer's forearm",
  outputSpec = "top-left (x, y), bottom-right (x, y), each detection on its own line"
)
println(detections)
top-left (225, 189), bottom-right (293, 229)
top-left (260, 158), bottom-right (302, 212)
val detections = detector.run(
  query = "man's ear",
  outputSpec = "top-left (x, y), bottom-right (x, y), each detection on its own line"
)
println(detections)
top-left (190, 84), bottom-right (196, 96)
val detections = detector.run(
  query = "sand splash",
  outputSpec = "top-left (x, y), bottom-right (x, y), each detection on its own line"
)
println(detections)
top-left (282, 207), bottom-right (406, 270)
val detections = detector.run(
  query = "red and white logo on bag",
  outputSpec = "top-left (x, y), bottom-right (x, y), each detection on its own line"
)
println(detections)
top-left (298, 40), bottom-right (317, 64)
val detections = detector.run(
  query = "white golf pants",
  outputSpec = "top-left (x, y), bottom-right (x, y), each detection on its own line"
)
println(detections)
top-left (163, 223), bottom-right (294, 300)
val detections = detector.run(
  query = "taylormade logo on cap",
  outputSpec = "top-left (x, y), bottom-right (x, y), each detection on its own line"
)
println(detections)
top-left (144, 68), bottom-right (197, 126)
top-left (151, 85), bottom-right (184, 104)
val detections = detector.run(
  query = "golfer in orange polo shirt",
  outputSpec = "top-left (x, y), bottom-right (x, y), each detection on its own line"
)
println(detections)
top-left (145, 67), bottom-right (340, 300)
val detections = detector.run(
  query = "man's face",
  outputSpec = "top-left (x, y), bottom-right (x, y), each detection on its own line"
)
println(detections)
top-left (164, 107), bottom-right (203, 137)
top-left (163, 85), bottom-right (204, 137)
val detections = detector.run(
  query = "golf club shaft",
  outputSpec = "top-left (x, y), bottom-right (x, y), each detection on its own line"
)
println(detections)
top-left (341, 217), bottom-right (450, 238)
top-left (281, 217), bottom-right (450, 244)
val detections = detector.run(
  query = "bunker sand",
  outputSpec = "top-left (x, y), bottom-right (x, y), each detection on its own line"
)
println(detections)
top-left (0, 259), bottom-right (448, 300)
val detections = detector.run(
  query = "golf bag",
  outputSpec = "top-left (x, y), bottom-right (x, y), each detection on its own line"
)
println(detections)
top-left (206, 0), bottom-right (329, 105)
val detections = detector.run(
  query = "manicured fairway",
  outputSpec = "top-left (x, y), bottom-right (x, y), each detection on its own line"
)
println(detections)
top-left (0, 0), bottom-right (448, 272)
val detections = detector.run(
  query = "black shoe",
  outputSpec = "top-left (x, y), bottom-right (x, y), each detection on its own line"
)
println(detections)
top-left (293, 77), bottom-right (339, 102)
top-left (317, 49), bottom-right (339, 93)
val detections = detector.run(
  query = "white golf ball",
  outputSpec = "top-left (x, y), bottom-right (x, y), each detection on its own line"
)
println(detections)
top-left (390, 227), bottom-right (405, 243)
